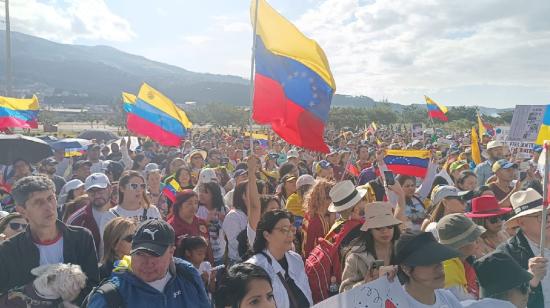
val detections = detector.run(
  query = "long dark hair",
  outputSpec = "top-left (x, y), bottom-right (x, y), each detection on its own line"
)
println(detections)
top-left (131, 154), bottom-right (146, 170)
top-left (118, 170), bottom-right (150, 208)
top-left (397, 175), bottom-right (416, 204)
top-left (175, 166), bottom-right (194, 187)
top-left (214, 263), bottom-right (273, 308)
top-left (344, 226), bottom-right (401, 263)
top-left (172, 189), bottom-right (198, 219)
top-left (233, 181), bottom-right (248, 215)
top-left (253, 210), bottom-right (293, 254)
top-left (202, 182), bottom-right (225, 212)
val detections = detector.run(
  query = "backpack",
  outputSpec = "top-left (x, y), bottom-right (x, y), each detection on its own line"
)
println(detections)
top-left (81, 261), bottom-right (202, 308)
top-left (304, 219), bottom-right (362, 304)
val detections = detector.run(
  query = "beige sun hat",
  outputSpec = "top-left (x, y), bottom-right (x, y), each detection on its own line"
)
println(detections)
top-left (505, 188), bottom-right (544, 227)
top-left (328, 180), bottom-right (367, 213)
top-left (360, 202), bottom-right (402, 231)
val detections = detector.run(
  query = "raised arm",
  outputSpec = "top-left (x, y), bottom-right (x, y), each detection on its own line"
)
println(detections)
top-left (247, 156), bottom-right (261, 231)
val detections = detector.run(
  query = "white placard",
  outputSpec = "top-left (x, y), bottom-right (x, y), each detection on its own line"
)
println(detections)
top-left (508, 105), bottom-right (547, 142)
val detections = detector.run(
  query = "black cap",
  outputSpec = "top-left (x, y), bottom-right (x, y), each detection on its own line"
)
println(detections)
top-left (131, 220), bottom-right (175, 256)
top-left (395, 231), bottom-right (461, 266)
top-left (73, 160), bottom-right (92, 169)
top-left (474, 251), bottom-right (533, 297)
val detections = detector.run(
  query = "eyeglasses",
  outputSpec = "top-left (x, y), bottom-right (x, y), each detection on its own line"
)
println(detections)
top-left (121, 234), bottom-right (133, 242)
top-left (127, 183), bottom-right (147, 190)
top-left (488, 216), bottom-right (502, 224)
top-left (273, 226), bottom-right (296, 235)
top-left (9, 222), bottom-right (27, 230)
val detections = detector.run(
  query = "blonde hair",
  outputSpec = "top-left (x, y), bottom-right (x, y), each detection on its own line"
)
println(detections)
top-left (303, 179), bottom-right (335, 216)
top-left (101, 217), bottom-right (137, 265)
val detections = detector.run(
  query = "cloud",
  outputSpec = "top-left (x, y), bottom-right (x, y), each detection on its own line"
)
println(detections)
top-left (181, 35), bottom-right (211, 46)
top-left (295, 0), bottom-right (550, 105)
top-left (9, 0), bottom-right (135, 43)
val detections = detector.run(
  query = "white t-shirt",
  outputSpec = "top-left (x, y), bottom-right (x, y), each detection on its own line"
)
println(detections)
top-left (147, 271), bottom-right (172, 292)
top-left (92, 207), bottom-right (112, 259)
top-left (224, 190), bottom-right (235, 209)
top-left (90, 160), bottom-right (104, 174)
top-left (247, 222), bottom-right (256, 248)
top-left (403, 288), bottom-right (462, 308)
top-left (35, 236), bottom-right (64, 266)
top-left (425, 222), bottom-right (439, 240)
top-left (99, 205), bottom-right (161, 236)
top-left (461, 298), bottom-right (515, 308)
top-left (197, 205), bottom-right (227, 263)
top-left (222, 209), bottom-right (247, 262)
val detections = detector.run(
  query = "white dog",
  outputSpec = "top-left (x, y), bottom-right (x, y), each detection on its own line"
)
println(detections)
top-left (0, 263), bottom-right (87, 308)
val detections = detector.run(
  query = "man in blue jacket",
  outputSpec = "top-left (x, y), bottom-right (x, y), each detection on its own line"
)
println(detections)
top-left (87, 219), bottom-right (210, 308)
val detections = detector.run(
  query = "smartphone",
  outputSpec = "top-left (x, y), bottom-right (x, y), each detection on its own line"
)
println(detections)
top-left (384, 170), bottom-right (395, 186)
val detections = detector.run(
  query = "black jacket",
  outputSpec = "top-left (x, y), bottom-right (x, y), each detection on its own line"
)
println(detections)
top-left (495, 229), bottom-right (543, 308)
top-left (0, 220), bottom-right (99, 304)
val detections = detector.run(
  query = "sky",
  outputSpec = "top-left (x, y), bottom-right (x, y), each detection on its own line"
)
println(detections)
top-left (6, 0), bottom-right (550, 108)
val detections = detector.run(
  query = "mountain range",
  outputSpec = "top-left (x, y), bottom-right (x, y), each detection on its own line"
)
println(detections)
top-left (0, 30), bottom-right (506, 115)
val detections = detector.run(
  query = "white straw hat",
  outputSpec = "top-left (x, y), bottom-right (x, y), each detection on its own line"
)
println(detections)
top-left (328, 180), bottom-right (367, 213)
top-left (505, 188), bottom-right (544, 227)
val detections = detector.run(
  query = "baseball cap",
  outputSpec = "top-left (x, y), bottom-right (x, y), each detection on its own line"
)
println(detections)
top-left (144, 163), bottom-right (160, 174)
top-left (233, 168), bottom-right (248, 178)
top-left (286, 150), bottom-right (299, 159)
top-left (85, 173), bottom-right (110, 191)
top-left (431, 185), bottom-right (469, 205)
top-left (73, 160), bottom-right (92, 170)
top-left (296, 174), bottom-right (315, 188)
top-left (131, 219), bottom-right (175, 256)
top-left (487, 140), bottom-right (504, 150)
top-left (449, 160), bottom-right (469, 172)
top-left (492, 159), bottom-right (518, 173)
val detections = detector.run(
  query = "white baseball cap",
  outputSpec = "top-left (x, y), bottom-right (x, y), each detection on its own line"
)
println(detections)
top-left (85, 173), bottom-right (111, 191)
top-left (487, 140), bottom-right (504, 150)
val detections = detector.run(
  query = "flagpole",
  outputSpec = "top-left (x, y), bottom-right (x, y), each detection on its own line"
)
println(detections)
top-left (540, 140), bottom-right (550, 256)
top-left (247, 0), bottom-right (260, 158)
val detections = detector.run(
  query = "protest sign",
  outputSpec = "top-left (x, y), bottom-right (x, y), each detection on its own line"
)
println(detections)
top-left (313, 276), bottom-right (407, 308)
top-left (508, 105), bottom-right (547, 142)
top-left (411, 123), bottom-right (423, 139)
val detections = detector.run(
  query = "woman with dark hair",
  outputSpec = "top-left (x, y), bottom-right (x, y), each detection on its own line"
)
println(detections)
top-left (131, 153), bottom-right (150, 173)
top-left (277, 174), bottom-right (297, 207)
top-left (396, 175), bottom-right (428, 231)
top-left (99, 171), bottom-right (161, 233)
top-left (421, 186), bottom-right (467, 239)
top-left (223, 181), bottom-right (250, 264)
top-left (246, 210), bottom-right (312, 308)
top-left (175, 166), bottom-right (194, 190)
top-left (167, 189), bottom-right (214, 263)
top-left (395, 231), bottom-right (463, 307)
top-left (214, 263), bottom-right (275, 308)
top-left (456, 171), bottom-right (477, 192)
top-left (340, 202), bottom-right (402, 292)
top-left (197, 182), bottom-right (228, 265)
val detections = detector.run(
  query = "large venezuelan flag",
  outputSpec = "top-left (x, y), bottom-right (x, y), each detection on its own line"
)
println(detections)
top-left (122, 84), bottom-right (192, 147)
top-left (535, 105), bottom-right (550, 145)
top-left (425, 96), bottom-right (448, 122)
top-left (250, 0), bottom-right (336, 153)
top-left (384, 149), bottom-right (431, 177)
top-left (0, 95), bottom-right (39, 129)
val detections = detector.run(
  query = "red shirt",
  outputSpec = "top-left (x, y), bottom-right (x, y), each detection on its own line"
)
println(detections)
top-left (302, 212), bottom-right (331, 258)
top-left (167, 215), bottom-right (213, 263)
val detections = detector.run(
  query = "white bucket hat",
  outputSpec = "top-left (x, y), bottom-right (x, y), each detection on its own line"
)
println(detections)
top-left (328, 180), bottom-right (367, 213)
top-left (506, 188), bottom-right (544, 227)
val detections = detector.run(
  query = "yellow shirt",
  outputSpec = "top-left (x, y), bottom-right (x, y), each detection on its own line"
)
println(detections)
top-left (443, 257), bottom-right (466, 289)
top-left (285, 193), bottom-right (305, 217)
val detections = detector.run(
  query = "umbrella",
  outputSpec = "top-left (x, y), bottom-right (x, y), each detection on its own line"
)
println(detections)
top-left (50, 138), bottom-right (93, 151)
top-left (36, 135), bottom-right (59, 144)
top-left (77, 129), bottom-right (118, 142)
top-left (0, 134), bottom-right (54, 165)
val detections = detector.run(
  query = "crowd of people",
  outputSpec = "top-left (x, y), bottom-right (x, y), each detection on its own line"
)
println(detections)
top-left (0, 126), bottom-right (547, 308)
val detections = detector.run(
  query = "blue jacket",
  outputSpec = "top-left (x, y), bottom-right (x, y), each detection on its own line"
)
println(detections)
top-left (88, 257), bottom-right (210, 308)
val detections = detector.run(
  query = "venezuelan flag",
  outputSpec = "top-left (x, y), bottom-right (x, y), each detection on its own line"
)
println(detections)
top-left (0, 95), bottom-right (39, 129)
top-left (535, 105), bottom-right (550, 145)
top-left (162, 179), bottom-right (181, 203)
top-left (425, 96), bottom-right (448, 122)
top-left (122, 84), bottom-right (192, 147)
top-left (384, 150), bottom-right (431, 177)
top-left (245, 132), bottom-right (269, 147)
top-left (250, 0), bottom-right (335, 153)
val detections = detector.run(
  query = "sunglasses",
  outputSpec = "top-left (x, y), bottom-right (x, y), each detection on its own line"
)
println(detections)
top-left (488, 216), bottom-right (503, 224)
top-left (9, 222), bottom-right (27, 230)
top-left (121, 234), bottom-right (133, 242)
top-left (127, 183), bottom-right (147, 190)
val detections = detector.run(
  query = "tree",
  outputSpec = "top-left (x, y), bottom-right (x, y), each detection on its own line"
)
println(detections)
top-left (498, 110), bottom-right (514, 124)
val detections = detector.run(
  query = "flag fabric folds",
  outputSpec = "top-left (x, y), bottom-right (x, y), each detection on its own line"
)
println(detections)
top-left (0, 95), bottom-right (39, 129)
top-left (536, 105), bottom-right (550, 145)
top-left (471, 127), bottom-right (482, 165)
top-left (384, 150), bottom-right (431, 177)
top-left (122, 84), bottom-right (192, 147)
top-left (250, 0), bottom-right (335, 153)
top-left (477, 113), bottom-right (494, 137)
top-left (162, 179), bottom-right (182, 203)
top-left (425, 96), bottom-right (448, 122)
top-left (245, 132), bottom-right (269, 148)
